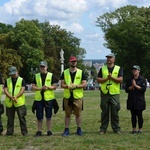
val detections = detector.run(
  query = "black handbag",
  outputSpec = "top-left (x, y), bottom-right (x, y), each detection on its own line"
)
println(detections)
top-left (0, 103), bottom-right (4, 115)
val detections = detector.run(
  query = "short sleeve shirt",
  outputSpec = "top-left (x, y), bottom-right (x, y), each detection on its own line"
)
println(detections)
top-left (98, 66), bottom-right (123, 78)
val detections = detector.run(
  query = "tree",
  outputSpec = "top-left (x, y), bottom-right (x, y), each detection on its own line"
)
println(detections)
top-left (0, 45), bottom-right (22, 81)
top-left (0, 19), bottom-right (87, 82)
top-left (8, 19), bottom-right (44, 83)
top-left (96, 5), bottom-right (150, 80)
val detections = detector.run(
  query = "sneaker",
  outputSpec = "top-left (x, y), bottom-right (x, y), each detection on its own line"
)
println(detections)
top-left (35, 131), bottom-right (42, 137)
top-left (115, 131), bottom-right (122, 134)
top-left (137, 130), bottom-right (142, 133)
top-left (132, 131), bottom-right (137, 134)
top-left (76, 127), bottom-right (83, 136)
top-left (47, 131), bottom-right (53, 136)
top-left (99, 131), bottom-right (105, 135)
top-left (62, 128), bottom-right (70, 136)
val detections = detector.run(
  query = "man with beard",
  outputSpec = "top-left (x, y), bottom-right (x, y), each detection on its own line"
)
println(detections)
top-left (97, 53), bottom-right (123, 135)
top-left (60, 56), bottom-right (87, 136)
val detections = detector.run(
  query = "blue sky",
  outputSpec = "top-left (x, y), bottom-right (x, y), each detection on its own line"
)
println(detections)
top-left (0, 0), bottom-right (149, 59)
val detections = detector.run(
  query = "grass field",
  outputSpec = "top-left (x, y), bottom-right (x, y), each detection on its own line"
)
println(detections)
top-left (0, 89), bottom-right (150, 150)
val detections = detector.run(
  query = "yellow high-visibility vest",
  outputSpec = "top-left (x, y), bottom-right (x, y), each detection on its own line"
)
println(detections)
top-left (64, 69), bottom-right (83, 99)
top-left (5, 77), bottom-right (25, 107)
top-left (101, 65), bottom-right (120, 94)
top-left (0, 85), bottom-right (2, 99)
top-left (35, 72), bottom-right (55, 101)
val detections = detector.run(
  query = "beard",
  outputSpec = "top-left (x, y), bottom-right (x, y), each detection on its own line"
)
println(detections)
top-left (70, 65), bottom-right (76, 68)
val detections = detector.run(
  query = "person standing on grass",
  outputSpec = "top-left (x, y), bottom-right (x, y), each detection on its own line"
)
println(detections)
top-left (32, 61), bottom-right (58, 137)
top-left (97, 53), bottom-right (123, 135)
top-left (125, 65), bottom-right (146, 134)
top-left (4, 66), bottom-right (28, 136)
top-left (60, 56), bottom-right (87, 136)
top-left (0, 73), bottom-right (4, 135)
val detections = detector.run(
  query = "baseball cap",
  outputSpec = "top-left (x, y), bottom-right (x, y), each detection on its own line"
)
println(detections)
top-left (132, 65), bottom-right (140, 71)
top-left (9, 66), bottom-right (17, 75)
top-left (69, 56), bottom-right (77, 62)
top-left (39, 61), bottom-right (47, 66)
top-left (105, 53), bottom-right (115, 58)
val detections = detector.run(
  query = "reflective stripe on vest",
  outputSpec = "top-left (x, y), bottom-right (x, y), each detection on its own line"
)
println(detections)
top-left (35, 72), bottom-right (55, 101)
top-left (5, 77), bottom-right (25, 107)
top-left (0, 85), bottom-right (2, 99)
top-left (64, 69), bottom-right (83, 99)
top-left (101, 65), bottom-right (120, 94)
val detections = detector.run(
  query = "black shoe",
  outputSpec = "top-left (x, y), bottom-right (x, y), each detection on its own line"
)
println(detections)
top-left (47, 131), bottom-right (53, 136)
top-left (5, 133), bottom-right (13, 136)
top-left (35, 131), bottom-right (42, 137)
top-left (5, 132), bottom-right (13, 136)
top-left (22, 133), bottom-right (28, 136)
top-left (131, 131), bottom-right (137, 134)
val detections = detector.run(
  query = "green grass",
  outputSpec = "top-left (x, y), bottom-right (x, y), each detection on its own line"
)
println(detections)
top-left (0, 89), bottom-right (150, 150)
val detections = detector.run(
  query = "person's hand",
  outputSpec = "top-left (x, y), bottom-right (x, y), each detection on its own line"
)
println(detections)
top-left (107, 73), bottom-right (112, 79)
top-left (68, 83), bottom-right (76, 90)
top-left (68, 85), bottom-right (73, 90)
top-left (42, 85), bottom-right (48, 91)
top-left (11, 96), bottom-right (17, 103)
top-left (70, 83), bottom-right (76, 90)
top-left (129, 86), bottom-right (134, 90)
top-left (132, 79), bottom-right (136, 87)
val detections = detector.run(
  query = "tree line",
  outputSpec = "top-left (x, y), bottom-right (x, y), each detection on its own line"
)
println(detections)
top-left (96, 5), bottom-right (150, 82)
top-left (0, 5), bottom-right (149, 84)
top-left (0, 19), bottom-right (87, 83)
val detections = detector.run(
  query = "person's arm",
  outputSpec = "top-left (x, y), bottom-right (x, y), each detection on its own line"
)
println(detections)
top-left (76, 80), bottom-right (87, 89)
top-left (60, 72), bottom-right (70, 89)
top-left (46, 75), bottom-right (58, 90)
top-left (97, 68), bottom-right (109, 84)
top-left (109, 67), bottom-right (123, 83)
top-left (4, 80), bottom-right (17, 103)
top-left (125, 78), bottom-right (133, 93)
top-left (132, 78), bottom-right (147, 92)
top-left (13, 79), bottom-right (26, 102)
top-left (32, 76), bottom-right (42, 91)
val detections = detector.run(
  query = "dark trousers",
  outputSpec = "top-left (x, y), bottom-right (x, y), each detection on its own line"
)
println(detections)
top-left (0, 115), bottom-right (3, 133)
top-left (6, 105), bottom-right (28, 135)
top-left (100, 92), bottom-right (121, 132)
top-left (130, 109), bottom-right (143, 129)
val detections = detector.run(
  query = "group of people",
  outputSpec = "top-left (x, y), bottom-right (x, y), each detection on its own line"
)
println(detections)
top-left (97, 53), bottom-right (146, 135)
top-left (0, 54), bottom-right (147, 136)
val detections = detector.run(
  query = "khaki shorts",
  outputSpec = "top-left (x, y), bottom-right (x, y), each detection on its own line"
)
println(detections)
top-left (63, 98), bottom-right (83, 117)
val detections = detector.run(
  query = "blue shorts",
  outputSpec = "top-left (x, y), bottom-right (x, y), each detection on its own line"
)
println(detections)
top-left (35, 100), bottom-right (53, 120)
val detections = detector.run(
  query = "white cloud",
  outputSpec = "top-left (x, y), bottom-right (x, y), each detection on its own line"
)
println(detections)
top-left (0, 0), bottom-right (88, 23)
top-left (67, 23), bottom-right (84, 34)
top-left (86, 33), bottom-right (100, 38)
top-left (0, 0), bottom-right (149, 59)
top-left (91, 0), bottom-right (128, 9)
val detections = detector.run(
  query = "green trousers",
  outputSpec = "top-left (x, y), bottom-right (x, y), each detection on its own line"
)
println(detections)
top-left (6, 105), bottom-right (28, 135)
top-left (100, 92), bottom-right (121, 132)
